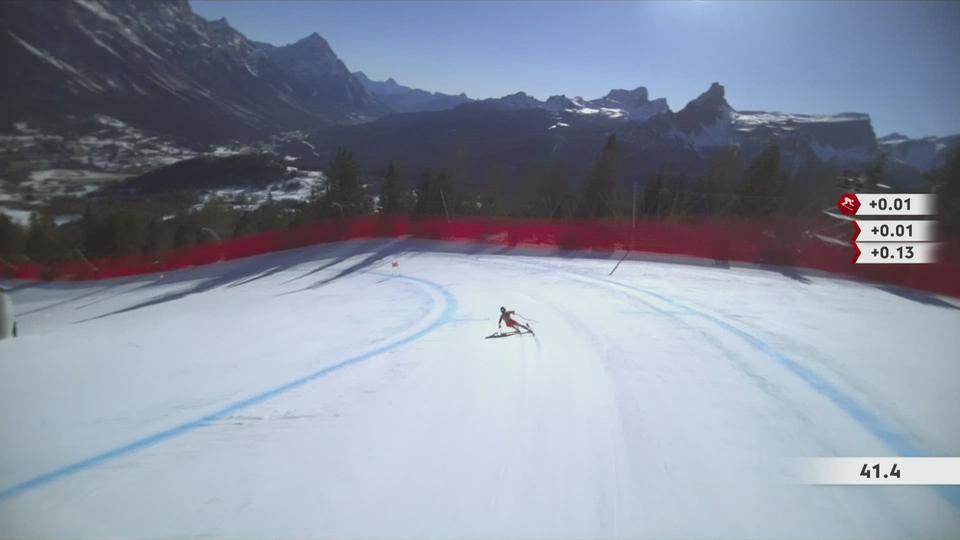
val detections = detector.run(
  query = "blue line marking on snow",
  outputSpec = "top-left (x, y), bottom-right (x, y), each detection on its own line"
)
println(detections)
top-left (590, 273), bottom-right (960, 510)
top-left (0, 274), bottom-right (456, 503)
top-left (597, 275), bottom-right (921, 454)
top-left (490, 256), bottom-right (959, 509)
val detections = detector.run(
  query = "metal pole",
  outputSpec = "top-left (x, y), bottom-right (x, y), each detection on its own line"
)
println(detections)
top-left (612, 181), bottom-right (637, 276)
top-left (200, 227), bottom-right (222, 243)
top-left (199, 227), bottom-right (223, 261)
top-left (439, 189), bottom-right (450, 222)
top-left (73, 248), bottom-right (98, 273)
top-left (631, 180), bottom-right (637, 251)
top-left (657, 180), bottom-right (663, 222)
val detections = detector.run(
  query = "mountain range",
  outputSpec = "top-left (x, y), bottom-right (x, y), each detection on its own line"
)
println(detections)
top-left (1, 0), bottom-right (957, 185)
top-left (353, 72), bottom-right (473, 114)
top-left (0, 0), bottom-right (385, 142)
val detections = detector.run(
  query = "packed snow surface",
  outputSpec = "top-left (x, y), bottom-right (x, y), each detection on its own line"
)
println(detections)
top-left (732, 111), bottom-right (870, 126)
top-left (1, 240), bottom-right (958, 539)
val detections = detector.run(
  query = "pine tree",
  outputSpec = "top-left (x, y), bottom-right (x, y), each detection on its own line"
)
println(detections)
top-left (173, 223), bottom-right (195, 248)
top-left (322, 147), bottom-right (369, 216)
top-left (520, 164), bottom-right (569, 218)
top-left (414, 170), bottom-right (434, 216)
top-left (577, 134), bottom-right (622, 218)
top-left (641, 171), bottom-right (665, 217)
top-left (233, 211), bottom-right (256, 238)
top-left (379, 161), bottom-right (406, 215)
top-left (252, 197), bottom-right (286, 232)
top-left (414, 169), bottom-right (454, 217)
top-left (476, 172), bottom-right (506, 217)
top-left (703, 147), bottom-right (742, 215)
top-left (435, 170), bottom-right (456, 218)
top-left (0, 214), bottom-right (25, 260)
top-left (25, 213), bottom-right (60, 264)
top-left (142, 218), bottom-right (173, 254)
top-left (735, 145), bottom-right (786, 217)
top-left (192, 201), bottom-right (233, 244)
top-left (867, 151), bottom-right (890, 185)
top-left (931, 148), bottom-right (960, 237)
top-left (666, 175), bottom-right (692, 217)
top-left (81, 203), bottom-right (105, 257)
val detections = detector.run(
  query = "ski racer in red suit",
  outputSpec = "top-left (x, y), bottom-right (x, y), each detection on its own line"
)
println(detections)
top-left (498, 306), bottom-right (533, 334)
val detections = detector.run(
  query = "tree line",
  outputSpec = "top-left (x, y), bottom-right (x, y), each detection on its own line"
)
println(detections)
top-left (2, 136), bottom-right (957, 267)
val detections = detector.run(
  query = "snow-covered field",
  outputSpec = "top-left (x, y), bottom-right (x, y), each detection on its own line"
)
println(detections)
top-left (1, 240), bottom-right (958, 539)
top-left (0, 117), bottom-right (325, 222)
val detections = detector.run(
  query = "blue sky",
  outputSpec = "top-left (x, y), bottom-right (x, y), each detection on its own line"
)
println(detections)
top-left (190, 1), bottom-right (960, 137)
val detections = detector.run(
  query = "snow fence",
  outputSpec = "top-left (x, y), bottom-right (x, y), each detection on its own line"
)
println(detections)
top-left (3, 217), bottom-right (959, 298)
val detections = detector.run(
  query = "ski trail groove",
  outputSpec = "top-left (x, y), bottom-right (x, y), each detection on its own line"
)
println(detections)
top-left (515, 257), bottom-right (960, 511)
top-left (0, 273), bottom-right (457, 503)
top-left (483, 255), bottom-right (922, 453)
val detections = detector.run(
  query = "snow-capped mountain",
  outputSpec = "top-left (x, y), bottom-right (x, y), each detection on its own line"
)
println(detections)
top-left (353, 72), bottom-right (473, 113)
top-left (303, 80), bottom-right (949, 192)
top-left (459, 82), bottom-right (880, 168)
top-left (0, 0), bottom-right (383, 143)
top-left (878, 133), bottom-right (960, 172)
top-left (260, 35), bottom-right (388, 121)
top-left (1, 0), bottom-right (954, 190)
top-left (651, 83), bottom-right (879, 168)
top-left (589, 88), bottom-right (670, 122)
top-left (469, 86), bottom-right (669, 122)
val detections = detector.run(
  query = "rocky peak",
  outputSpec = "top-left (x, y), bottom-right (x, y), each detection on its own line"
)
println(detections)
top-left (601, 87), bottom-right (650, 106)
top-left (691, 82), bottom-right (728, 109)
top-left (286, 32), bottom-right (336, 56)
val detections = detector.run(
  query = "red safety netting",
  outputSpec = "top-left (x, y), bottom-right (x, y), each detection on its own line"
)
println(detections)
top-left (4, 216), bottom-right (959, 298)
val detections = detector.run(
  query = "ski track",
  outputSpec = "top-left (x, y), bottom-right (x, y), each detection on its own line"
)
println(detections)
top-left (485, 255), bottom-right (928, 455)
top-left (1, 242), bottom-right (958, 539)
top-left (0, 257), bottom-right (455, 503)
top-left (472, 253), bottom-right (960, 520)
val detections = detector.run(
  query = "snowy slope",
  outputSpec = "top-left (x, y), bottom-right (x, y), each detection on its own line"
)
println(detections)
top-left (1, 240), bottom-right (959, 539)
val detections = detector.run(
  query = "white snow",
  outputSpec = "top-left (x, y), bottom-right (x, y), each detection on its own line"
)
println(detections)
top-left (0, 118), bottom-right (197, 202)
top-left (568, 105), bottom-right (627, 119)
top-left (210, 146), bottom-right (245, 157)
top-left (94, 115), bottom-right (128, 129)
top-left (7, 32), bottom-right (104, 93)
top-left (199, 169), bottom-right (325, 208)
top-left (12, 122), bottom-right (38, 135)
top-left (72, 0), bottom-right (123, 26)
top-left (879, 136), bottom-right (912, 145)
top-left (809, 141), bottom-right (875, 164)
top-left (76, 24), bottom-right (121, 58)
top-left (0, 208), bottom-right (32, 226)
top-left (674, 107), bottom-right (737, 148)
top-left (880, 136), bottom-right (956, 171)
top-left (0, 241), bottom-right (958, 538)
top-left (24, 169), bottom-right (125, 197)
top-left (732, 111), bottom-right (869, 126)
top-left (117, 27), bottom-right (163, 62)
top-left (54, 214), bottom-right (82, 226)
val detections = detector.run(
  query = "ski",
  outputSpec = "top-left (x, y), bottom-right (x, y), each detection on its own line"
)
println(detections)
top-left (484, 330), bottom-right (533, 339)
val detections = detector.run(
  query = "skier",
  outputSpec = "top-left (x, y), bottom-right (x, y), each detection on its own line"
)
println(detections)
top-left (498, 306), bottom-right (533, 335)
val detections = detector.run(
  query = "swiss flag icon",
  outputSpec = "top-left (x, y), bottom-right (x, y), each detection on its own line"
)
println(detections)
top-left (838, 193), bottom-right (860, 216)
